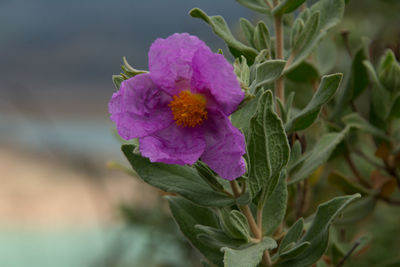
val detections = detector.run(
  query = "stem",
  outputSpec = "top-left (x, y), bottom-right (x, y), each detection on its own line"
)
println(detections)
top-left (335, 240), bottom-right (361, 267)
top-left (345, 153), bottom-right (372, 189)
top-left (274, 0), bottom-right (284, 103)
top-left (264, 0), bottom-right (273, 9)
top-left (230, 181), bottom-right (272, 267)
top-left (351, 148), bottom-right (386, 171)
top-left (230, 181), bottom-right (261, 239)
top-left (379, 196), bottom-right (400, 206)
top-left (383, 159), bottom-right (400, 191)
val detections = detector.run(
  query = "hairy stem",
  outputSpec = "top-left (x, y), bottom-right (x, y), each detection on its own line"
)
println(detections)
top-left (230, 181), bottom-right (261, 239)
top-left (230, 181), bottom-right (272, 266)
top-left (274, 0), bottom-right (284, 103)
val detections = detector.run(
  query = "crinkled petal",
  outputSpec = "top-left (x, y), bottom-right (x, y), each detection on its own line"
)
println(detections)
top-left (109, 73), bottom-right (173, 139)
top-left (200, 110), bottom-right (246, 180)
top-left (139, 123), bottom-right (206, 165)
top-left (149, 33), bottom-right (211, 95)
top-left (191, 48), bottom-right (244, 116)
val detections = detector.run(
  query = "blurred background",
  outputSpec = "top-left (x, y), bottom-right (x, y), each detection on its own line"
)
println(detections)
top-left (0, 0), bottom-right (399, 266)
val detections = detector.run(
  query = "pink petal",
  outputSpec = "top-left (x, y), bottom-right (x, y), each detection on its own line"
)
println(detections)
top-left (191, 48), bottom-right (244, 116)
top-left (139, 123), bottom-right (206, 165)
top-left (149, 33), bottom-right (211, 96)
top-left (201, 110), bottom-right (246, 180)
top-left (109, 73), bottom-right (173, 139)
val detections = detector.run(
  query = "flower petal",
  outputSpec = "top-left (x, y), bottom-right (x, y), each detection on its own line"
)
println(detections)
top-left (139, 124), bottom-right (206, 165)
top-left (109, 73), bottom-right (173, 140)
top-left (201, 110), bottom-right (246, 180)
top-left (191, 48), bottom-right (244, 116)
top-left (149, 33), bottom-right (211, 95)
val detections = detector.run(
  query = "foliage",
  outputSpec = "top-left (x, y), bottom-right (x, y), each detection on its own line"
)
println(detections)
top-left (112, 0), bottom-right (400, 266)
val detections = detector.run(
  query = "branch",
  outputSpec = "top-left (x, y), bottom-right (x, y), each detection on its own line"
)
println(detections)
top-left (335, 240), bottom-right (361, 267)
top-left (345, 153), bottom-right (372, 189)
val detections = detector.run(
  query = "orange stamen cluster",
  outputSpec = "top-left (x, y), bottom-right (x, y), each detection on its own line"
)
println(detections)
top-left (169, 90), bottom-right (208, 127)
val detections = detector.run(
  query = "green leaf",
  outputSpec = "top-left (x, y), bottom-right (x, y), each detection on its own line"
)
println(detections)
top-left (290, 18), bottom-right (304, 49)
top-left (286, 74), bottom-right (343, 133)
top-left (289, 127), bottom-right (349, 184)
top-left (122, 145), bottom-right (235, 207)
top-left (279, 218), bottom-right (304, 254)
top-left (218, 208), bottom-right (250, 241)
top-left (342, 113), bottom-right (392, 142)
top-left (231, 90), bottom-right (263, 138)
top-left (253, 21), bottom-right (271, 51)
top-left (167, 196), bottom-right (223, 265)
top-left (286, 0), bottom-right (345, 72)
top-left (194, 161), bottom-right (225, 192)
top-left (240, 18), bottom-right (255, 47)
top-left (234, 56), bottom-right (251, 87)
top-left (286, 61), bottom-right (320, 83)
top-left (112, 75), bottom-right (124, 90)
top-left (262, 172), bottom-right (288, 235)
top-left (335, 196), bottom-right (377, 224)
top-left (331, 44), bottom-right (369, 119)
top-left (235, 0), bottom-right (271, 13)
top-left (364, 60), bottom-right (391, 120)
top-left (231, 210), bottom-right (252, 241)
top-left (287, 140), bottom-right (302, 171)
top-left (276, 194), bottom-right (361, 267)
top-left (280, 242), bottom-right (311, 259)
top-left (273, 0), bottom-right (306, 15)
top-left (222, 237), bottom-right (277, 267)
top-left (390, 94), bottom-right (400, 118)
top-left (247, 90), bottom-right (290, 196)
top-left (190, 8), bottom-right (258, 64)
top-left (377, 49), bottom-right (400, 92)
top-left (328, 171), bottom-right (372, 196)
top-left (292, 11), bottom-right (320, 55)
top-left (254, 60), bottom-right (286, 89)
top-left (196, 225), bottom-right (245, 249)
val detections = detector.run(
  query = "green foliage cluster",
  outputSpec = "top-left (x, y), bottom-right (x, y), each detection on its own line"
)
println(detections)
top-left (114, 0), bottom-right (400, 266)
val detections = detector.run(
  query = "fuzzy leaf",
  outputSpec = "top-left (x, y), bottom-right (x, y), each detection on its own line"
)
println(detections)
top-left (276, 194), bottom-right (361, 267)
top-left (364, 60), bottom-right (392, 120)
top-left (254, 60), bottom-right (286, 89)
top-left (279, 242), bottom-right (311, 259)
top-left (262, 172), bottom-right (288, 235)
top-left (122, 145), bottom-right (235, 207)
top-left (167, 196), bottom-right (223, 266)
top-left (273, 0), bottom-right (306, 15)
top-left (253, 21), bottom-right (271, 51)
top-left (342, 113), bottom-right (392, 142)
top-left (286, 61), bottom-right (320, 83)
top-left (231, 90), bottom-right (263, 138)
top-left (235, 0), bottom-right (270, 13)
top-left (279, 218), bottom-right (305, 254)
top-left (240, 18), bottom-right (255, 47)
top-left (332, 44), bottom-right (369, 118)
top-left (289, 127), bottom-right (349, 184)
top-left (286, 0), bottom-right (345, 72)
top-left (378, 49), bottom-right (400, 92)
top-left (247, 90), bottom-right (290, 196)
top-left (222, 237), bottom-right (277, 267)
top-left (328, 171), bottom-right (372, 196)
top-left (335, 196), bottom-right (377, 224)
top-left (190, 8), bottom-right (258, 64)
top-left (286, 74), bottom-right (342, 133)
top-left (112, 75), bottom-right (124, 90)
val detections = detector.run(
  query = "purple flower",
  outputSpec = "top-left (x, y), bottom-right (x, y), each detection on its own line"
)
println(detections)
top-left (109, 33), bottom-right (246, 180)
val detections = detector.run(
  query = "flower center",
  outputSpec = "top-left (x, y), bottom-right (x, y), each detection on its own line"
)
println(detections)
top-left (168, 90), bottom-right (208, 127)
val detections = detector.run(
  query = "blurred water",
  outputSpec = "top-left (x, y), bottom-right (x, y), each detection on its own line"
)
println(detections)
top-left (0, 115), bottom-right (121, 158)
top-left (0, 225), bottom-right (185, 267)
